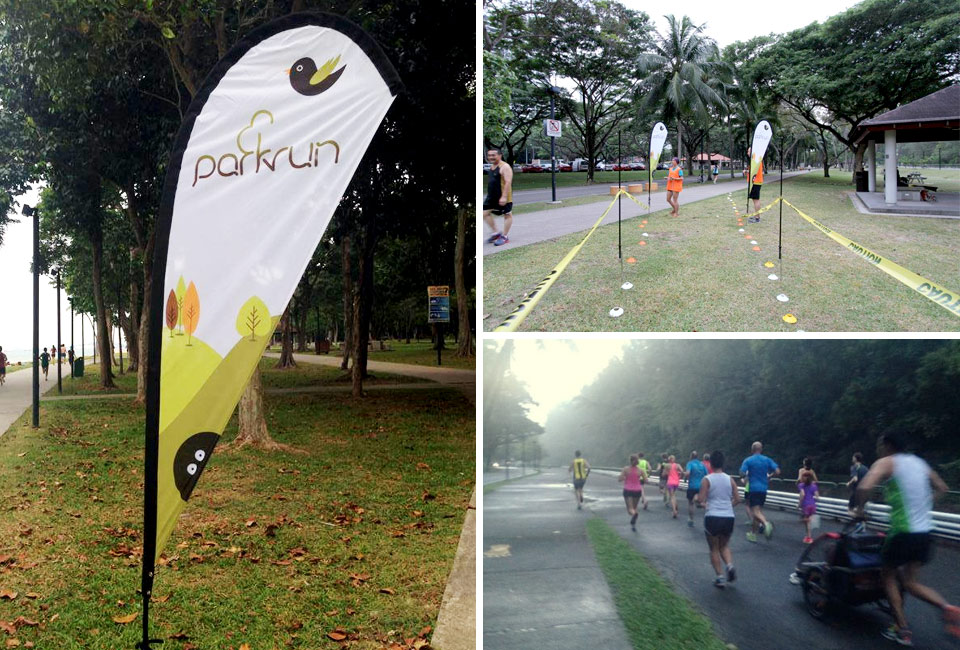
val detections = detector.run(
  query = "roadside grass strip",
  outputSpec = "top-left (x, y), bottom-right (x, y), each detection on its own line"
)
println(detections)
top-left (482, 470), bottom-right (542, 494)
top-left (494, 190), bottom-right (646, 331)
top-left (586, 518), bottom-right (731, 650)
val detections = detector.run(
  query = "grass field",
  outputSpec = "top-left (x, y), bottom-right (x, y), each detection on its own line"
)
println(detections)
top-left (0, 379), bottom-right (474, 648)
top-left (586, 518), bottom-right (730, 650)
top-left (483, 171), bottom-right (960, 332)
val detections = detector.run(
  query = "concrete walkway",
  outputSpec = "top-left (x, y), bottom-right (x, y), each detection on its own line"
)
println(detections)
top-left (485, 171), bottom-right (810, 256)
top-left (432, 490), bottom-right (476, 650)
top-left (484, 468), bottom-right (632, 650)
top-left (0, 365), bottom-right (59, 437)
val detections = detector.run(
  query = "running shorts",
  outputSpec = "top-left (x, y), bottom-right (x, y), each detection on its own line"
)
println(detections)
top-left (622, 489), bottom-right (643, 499)
top-left (749, 183), bottom-right (762, 200)
top-left (573, 478), bottom-right (586, 490)
top-left (747, 491), bottom-right (767, 508)
top-left (802, 504), bottom-right (816, 518)
top-left (687, 487), bottom-right (700, 502)
top-left (704, 516), bottom-right (735, 538)
top-left (483, 199), bottom-right (513, 215)
top-left (882, 532), bottom-right (932, 568)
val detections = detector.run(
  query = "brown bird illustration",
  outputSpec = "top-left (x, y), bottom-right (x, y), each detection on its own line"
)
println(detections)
top-left (288, 55), bottom-right (346, 96)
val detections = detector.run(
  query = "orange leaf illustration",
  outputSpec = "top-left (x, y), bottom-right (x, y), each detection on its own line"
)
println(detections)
top-left (182, 282), bottom-right (200, 345)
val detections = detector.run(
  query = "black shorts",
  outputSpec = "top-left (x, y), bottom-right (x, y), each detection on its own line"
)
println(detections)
top-left (747, 491), bottom-right (767, 508)
top-left (749, 183), bottom-right (762, 200)
top-left (623, 489), bottom-right (643, 499)
top-left (687, 487), bottom-right (700, 502)
top-left (882, 532), bottom-right (932, 568)
top-left (573, 478), bottom-right (586, 490)
top-left (848, 493), bottom-right (859, 510)
top-left (483, 199), bottom-right (513, 215)
top-left (704, 516), bottom-right (735, 538)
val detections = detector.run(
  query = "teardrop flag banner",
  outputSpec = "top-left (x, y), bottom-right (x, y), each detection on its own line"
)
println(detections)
top-left (648, 122), bottom-right (667, 208)
top-left (138, 12), bottom-right (401, 648)
top-left (748, 120), bottom-right (772, 211)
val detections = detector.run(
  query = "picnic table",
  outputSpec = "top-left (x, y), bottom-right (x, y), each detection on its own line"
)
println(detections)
top-left (906, 172), bottom-right (927, 184)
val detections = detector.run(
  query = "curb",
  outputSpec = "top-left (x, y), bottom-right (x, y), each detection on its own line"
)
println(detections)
top-left (431, 490), bottom-right (476, 650)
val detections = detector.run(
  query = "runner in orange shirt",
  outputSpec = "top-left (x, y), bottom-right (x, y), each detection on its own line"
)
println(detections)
top-left (666, 157), bottom-right (683, 217)
top-left (746, 146), bottom-right (764, 222)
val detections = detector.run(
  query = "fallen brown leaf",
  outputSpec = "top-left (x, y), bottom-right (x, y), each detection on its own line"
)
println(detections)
top-left (112, 613), bottom-right (138, 624)
top-left (0, 590), bottom-right (17, 601)
top-left (326, 630), bottom-right (347, 641)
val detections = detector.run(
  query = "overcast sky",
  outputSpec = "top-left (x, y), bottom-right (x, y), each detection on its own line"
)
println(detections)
top-left (0, 187), bottom-right (95, 363)
top-left (503, 339), bottom-right (629, 426)
top-left (629, 0), bottom-right (863, 49)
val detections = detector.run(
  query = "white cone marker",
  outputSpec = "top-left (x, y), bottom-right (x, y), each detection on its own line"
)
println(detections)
top-left (621, 282), bottom-right (633, 290)
top-left (768, 274), bottom-right (779, 280)
top-left (642, 233), bottom-right (649, 237)
top-left (610, 307), bottom-right (624, 317)
top-left (776, 293), bottom-right (789, 302)
top-left (750, 240), bottom-right (758, 245)
top-left (739, 228), bottom-right (745, 232)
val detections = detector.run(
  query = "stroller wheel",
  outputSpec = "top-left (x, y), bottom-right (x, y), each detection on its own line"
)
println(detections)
top-left (803, 567), bottom-right (830, 619)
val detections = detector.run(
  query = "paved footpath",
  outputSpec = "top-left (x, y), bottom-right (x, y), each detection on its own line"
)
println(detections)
top-left (484, 468), bottom-right (632, 650)
top-left (484, 468), bottom-right (960, 650)
top-left (0, 366), bottom-right (58, 437)
top-left (484, 171), bottom-right (810, 256)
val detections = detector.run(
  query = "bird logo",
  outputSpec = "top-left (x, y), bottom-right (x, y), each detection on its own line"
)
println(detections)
top-left (287, 54), bottom-right (346, 96)
top-left (173, 431), bottom-right (219, 502)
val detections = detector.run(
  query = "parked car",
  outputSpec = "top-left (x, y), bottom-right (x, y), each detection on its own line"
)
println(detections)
top-left (595, 161), bottom-right (610, 171)
top-left (631, 162), bottom-right (646, 171)
top-left (521, 164), bottom-right (545, 173)
top-left (558, 162), bottom-right (573, 172)
top-left (613, 163), bottom-right (632, 171)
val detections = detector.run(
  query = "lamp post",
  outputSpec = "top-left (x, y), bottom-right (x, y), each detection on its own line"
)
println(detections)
top-left (23, 204), bottom-right (39, 428)
top-left (547, 85), bottom-right (563, 203)
top-left (54, 267), bottom-right (62, 395)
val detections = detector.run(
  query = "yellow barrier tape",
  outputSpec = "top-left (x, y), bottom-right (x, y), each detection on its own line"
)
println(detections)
top-left (493, 191), bottom-right (628, 332)
top-left (782, 199), bottom-right (960, 318)
top-left (740, 197), bottom-right (782, 219)
top-left (620, 191), bottom-right (654, 211)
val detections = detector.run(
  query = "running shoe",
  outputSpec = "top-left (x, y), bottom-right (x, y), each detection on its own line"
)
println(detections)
top-left (746, 532), bottom-right (758, 543)
top-left (881, 625), bottom-right (913, 646)
top-left (714, 575), bottom-right (726, 589)
top-left (803, 536), bottom-right (813, 544)
top-left (577, 504), bottom-right (582, 510)
top-left (631, 524), bottom-right (636, 532)
top-left (687, 520), bottom-right (694, 528)
top-left (764, 521), bottom-right (774, 540)
top-left (643, 502), bottom-right (648, 510)
top-left (788, 572), bottom-right (802, 585)
top-left (486, 232), bottom-right (501, 243)
top-left (631, 513), bottom-right (639, 526)
top-left (943, 604), bottom-right (960, 637)
top-left (727, 565), bottom-right (736, 583)
top-left (758, 523), bottom-right (765, 534)
top-left (748, 216), bottom-right (760, 223)
top-left (493, 235), bottom-right (510, 246)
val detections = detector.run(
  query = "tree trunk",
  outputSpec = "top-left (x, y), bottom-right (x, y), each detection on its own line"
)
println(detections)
top-left (276, 305), bottom-right (296, 369)
top-left (233, 367), bottom-right (280, 449)
top-left (296, 305), bottom-right (307, 352)
top-left (126, 252), bottom-right (140, 373)
top-left (136, 230), bottom-right (155, 403)
top-left (677, 119), bottom-right (683, 172)
top-left (340, 234), bottom-right (353, 371)
top-left (820, 132), bottom-right (830, 178)
top-left (90, 233), bottom-right (115, 388)
top-left (454, 207), bottom-right (474, 357)
top-left (352, 220), bottom-right (376, 397)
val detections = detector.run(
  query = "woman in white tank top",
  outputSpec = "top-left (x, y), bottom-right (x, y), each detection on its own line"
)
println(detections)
top-left (698, 450), bottom-right (741, 588)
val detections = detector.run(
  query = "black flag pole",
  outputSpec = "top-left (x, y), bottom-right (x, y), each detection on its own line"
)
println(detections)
top-left (779, 133), bottom-right (784, 262)
top-left (745, 123), bottom-right (751, 216)
top-left (618, 129), bottom-right (622, 261)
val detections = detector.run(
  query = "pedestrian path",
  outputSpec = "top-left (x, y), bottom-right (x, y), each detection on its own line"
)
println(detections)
top-left (0, 364), bottom-right (59, 437)
top-left (484, 468), bottom-right (632, 650)
top-left (485, 171), bottom-right (810, 256)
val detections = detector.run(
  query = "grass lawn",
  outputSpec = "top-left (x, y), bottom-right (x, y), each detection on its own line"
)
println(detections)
top-left (897, 167), bottom-right (960, 192)
top-left (3, 364), bottom-right (30, 374)
top-left (586, 518), bottom-right (729, 650)
top-left (0, 384), bottom-right (474, 649)
top-left (483, 171), bottom-right (960, 332)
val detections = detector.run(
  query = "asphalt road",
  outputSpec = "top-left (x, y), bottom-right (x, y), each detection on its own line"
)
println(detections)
top-left (484, 468), bottom-right (960, 650)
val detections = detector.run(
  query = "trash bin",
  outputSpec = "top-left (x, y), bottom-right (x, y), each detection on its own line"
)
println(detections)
top-left (855, 171), bottom-right (868, 192)
top-left (74, 358), bottom-right (84, 377)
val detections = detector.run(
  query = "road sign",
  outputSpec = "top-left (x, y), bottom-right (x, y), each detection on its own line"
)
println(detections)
top-left (544, 119), bottom-right (562, 138)
top-left (428, 285), bottom-right (450, 323)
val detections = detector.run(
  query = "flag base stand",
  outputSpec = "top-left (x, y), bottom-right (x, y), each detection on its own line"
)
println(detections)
top-left (609, 307), bottom-right (624, 317)
top-left (621, 282), bottom-right (633, 290)
top-left (776, 293), bottom-right (789, 302)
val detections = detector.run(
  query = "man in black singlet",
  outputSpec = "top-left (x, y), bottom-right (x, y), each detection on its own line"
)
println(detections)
top-left (483, 149), bottom-right (514, 247)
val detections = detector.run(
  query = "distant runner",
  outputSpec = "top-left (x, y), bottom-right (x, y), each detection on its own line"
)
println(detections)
top-left (740, 441), bottom-right (780, 542)
top-left (685, 451), bottom-right (708, 527)
top-left (0, 346), bottom-right (7, 386)
top-left (483, 148), bottom-right (514, 247)
top-left (666, 157), bottom-right (683, 217)
top-left (847, 452), bottom-right (869, 518)
top-left (40, 348), bottom-right (50, 381)
top-left (746, 146), bottom-right (764, 223)
top-left (636, 452), bottom-right (651, 511)
top-left (857, 434), bottom-right (960, 646)
top-left (699, 450), bottom-right (740, 588)
top-left (569, 450), bottom-right (590, 510)
top-left (665, 454), bottom-right (682, 518)
top-left (797, 470), bottom-right (819, 544)
top-left (619, 454), bottom-right (646, 532)
top-left (657, 453), bottom-right (669, 507)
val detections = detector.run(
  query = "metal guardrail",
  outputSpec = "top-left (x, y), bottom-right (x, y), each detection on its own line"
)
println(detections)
top-left (592, 468), bottom-right (960, 543)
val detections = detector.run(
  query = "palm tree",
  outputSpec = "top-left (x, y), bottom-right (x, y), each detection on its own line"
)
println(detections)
top-left (638, 15), bottom-right (729, 174)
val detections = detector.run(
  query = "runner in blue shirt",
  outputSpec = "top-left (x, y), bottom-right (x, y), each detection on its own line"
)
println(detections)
top-left (685, 451), bottom-right (708, 528)
top-left (739, 441), bottom-right (780, 542)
